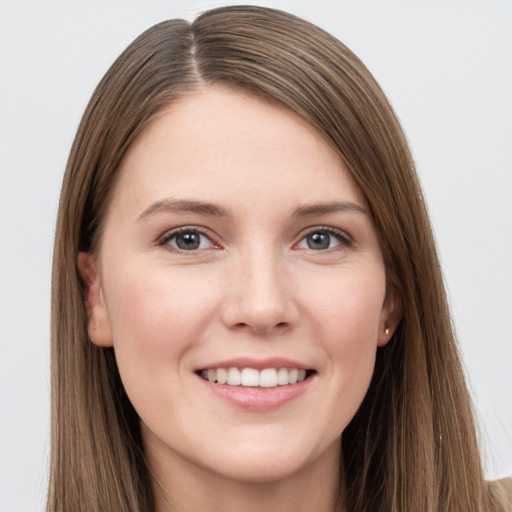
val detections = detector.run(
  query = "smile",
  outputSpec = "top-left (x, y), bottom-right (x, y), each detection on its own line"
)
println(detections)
top-left (198, 367), bottom-right (315, 388)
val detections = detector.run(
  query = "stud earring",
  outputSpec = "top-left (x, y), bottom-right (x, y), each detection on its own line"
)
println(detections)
top-left (385, 322), bottom-right (390, 336)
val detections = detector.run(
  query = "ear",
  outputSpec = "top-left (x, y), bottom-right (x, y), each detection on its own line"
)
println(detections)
top-left (377, 284), bottom-right (402, 347)
top-left (77, 252), bottom-right (113, 347)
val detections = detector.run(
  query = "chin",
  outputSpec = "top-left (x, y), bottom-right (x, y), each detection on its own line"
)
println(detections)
top-left (193, 432), bottom-right (340, 485)
top-left (205, 451), bottom-right (312, 484)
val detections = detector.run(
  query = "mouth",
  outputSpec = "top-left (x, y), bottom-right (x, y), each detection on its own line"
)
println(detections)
top-left (196, 367), bottom-right (317, 388)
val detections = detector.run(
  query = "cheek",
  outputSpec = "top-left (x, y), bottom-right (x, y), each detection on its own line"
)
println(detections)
top-left (301, 268), bottom-right (385, 410)
top-left (305, 269), bottom-right (385, 346)
top-left (102, 261), bottom-right (220, 368)
top-left (101, 262), bottom-right (224, 428)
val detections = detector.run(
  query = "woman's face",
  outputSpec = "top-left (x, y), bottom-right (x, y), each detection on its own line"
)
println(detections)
top-left (80, 87), bottom-right (398, 484)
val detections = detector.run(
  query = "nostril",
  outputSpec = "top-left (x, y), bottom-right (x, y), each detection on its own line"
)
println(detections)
top-left (231, 321), bottom-right (289, 334)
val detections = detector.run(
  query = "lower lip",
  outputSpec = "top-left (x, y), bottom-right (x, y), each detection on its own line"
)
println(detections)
top-left (197, 375), bottom-right (314, 411)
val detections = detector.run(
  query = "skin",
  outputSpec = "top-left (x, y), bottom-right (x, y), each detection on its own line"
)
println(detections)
top-left (79, 87), bottom-right (400, 512)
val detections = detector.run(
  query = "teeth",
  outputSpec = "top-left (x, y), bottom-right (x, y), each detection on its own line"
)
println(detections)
top-left (259, 368), bottom-right (277, 387)
top-left (216, 367), bottom-right (228, 384)
top-left (200, 367), bottom-right (312, 387)
top-left (240, 368), bottom-right (259, 386)
top-left (277, 367), bottom-right (289, 385)
top-left (227, 367), bottom-right (241, 386)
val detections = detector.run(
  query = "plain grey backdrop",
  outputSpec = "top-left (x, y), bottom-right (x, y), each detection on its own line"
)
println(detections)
top-left (1, 1), bottom-right (511, 510)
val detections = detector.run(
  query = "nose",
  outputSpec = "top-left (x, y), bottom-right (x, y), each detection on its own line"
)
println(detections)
top-left (221, 247), bottom-right (299, 335)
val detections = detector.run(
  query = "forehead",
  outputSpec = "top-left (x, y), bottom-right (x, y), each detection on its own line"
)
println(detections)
top-left (110, 86), bottom-right (365, 217)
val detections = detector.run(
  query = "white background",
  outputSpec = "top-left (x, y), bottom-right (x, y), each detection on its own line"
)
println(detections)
top-left (1, 1), bottom-right (511, 510)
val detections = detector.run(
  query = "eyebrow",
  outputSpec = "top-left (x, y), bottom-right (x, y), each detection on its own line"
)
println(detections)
top-left (137, 199), bottom-right (230, 222)
top-left (293, 201), bottom-right (366, 216)
top-left (136, 198), bottom-right (366, 223)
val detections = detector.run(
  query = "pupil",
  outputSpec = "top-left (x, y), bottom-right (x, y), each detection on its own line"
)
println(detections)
top-left (307, 232), bottom-right (330, 250)
top-left (176, 232), bottom-right (200, 250)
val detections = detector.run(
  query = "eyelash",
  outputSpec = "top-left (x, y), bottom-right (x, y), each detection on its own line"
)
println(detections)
top-left (158, 227), bottom-right (219, 252)
top-left (157, 226), bottom-right (352, 253)
top-left (296, 227), bottom-right (352, 252)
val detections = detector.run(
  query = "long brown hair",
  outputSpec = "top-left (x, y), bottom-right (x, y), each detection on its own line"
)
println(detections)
top-left (49, 6), bottom-right (510, 511)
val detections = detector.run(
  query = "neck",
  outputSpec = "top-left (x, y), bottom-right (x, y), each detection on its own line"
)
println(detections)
top-left (146, 436), bottom-right (343, 512)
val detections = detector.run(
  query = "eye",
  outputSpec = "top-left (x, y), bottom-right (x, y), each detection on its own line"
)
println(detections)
top-left (296, 228), bottom-right (351, 251)
top-left (161, 228), bottom-right (216, 251)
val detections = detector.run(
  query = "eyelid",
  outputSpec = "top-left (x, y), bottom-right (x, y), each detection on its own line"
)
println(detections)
top-left (156, 225), bottom-right (352, 253)
top-left (157, 226), bottom-right (221, 252)
top-left (294, 226), bottom-right (353, 250)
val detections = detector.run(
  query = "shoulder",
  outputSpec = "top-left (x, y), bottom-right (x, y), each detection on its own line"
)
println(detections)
top-left (488, 477), bottom-right (512, 511)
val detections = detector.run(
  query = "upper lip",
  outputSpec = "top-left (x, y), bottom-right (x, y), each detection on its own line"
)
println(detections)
top-left (196, 357), bottom-right (313, 371)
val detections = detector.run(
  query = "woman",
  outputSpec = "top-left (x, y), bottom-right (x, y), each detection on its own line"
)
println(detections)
top-left (48, 5), bottom-right (511, 511)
